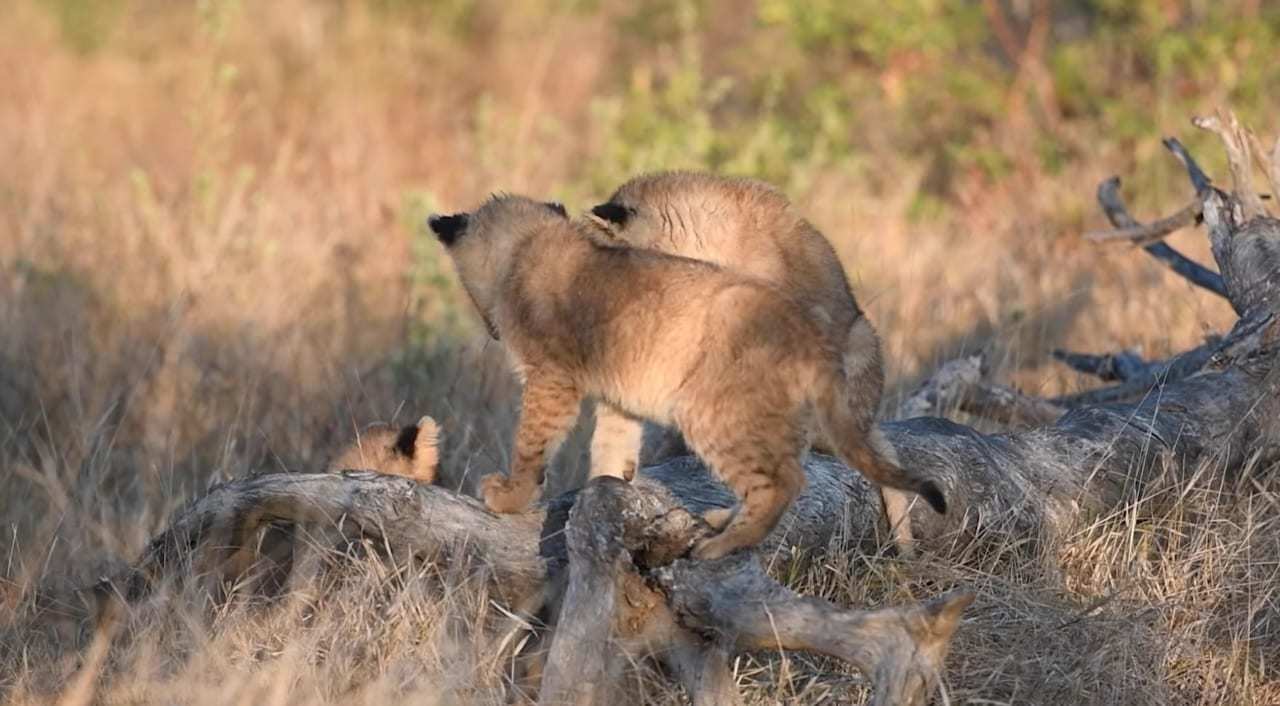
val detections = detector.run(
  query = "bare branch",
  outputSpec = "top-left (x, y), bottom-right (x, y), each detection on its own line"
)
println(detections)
top-left (1051, 348), bottom-right (1151, 382)
top-left (539, 480), bottom-right (634, 705)
top-left (1145, 242), bottom-right (1230, 298)
top-left (1193, 110), bottom-right (1269, 219)
top-left (1162, 137), bottom-right (1214, 194)
top-left (104, 472), bottom-right (550, 608)
top-left (1051, 343), bottom-right (1217, 406)
top-left (1095, 176), bottom-right (1227, 298)
top-left (900, 353), bottom-right (1063, 425)
top-left (1083, 200), bottom-right (1200, 245)
top-left (659, 638), bottom-right (737, 706)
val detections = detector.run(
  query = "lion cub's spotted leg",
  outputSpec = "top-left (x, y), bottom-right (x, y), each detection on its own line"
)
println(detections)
top-left (589, 402), bottom-right (643, 481)
top-left (691, 449), bottom-right (805, 560)
top-left (684, 414), bottom-right (807, 560)
top-left (482, 373), bottom-right (582, 513)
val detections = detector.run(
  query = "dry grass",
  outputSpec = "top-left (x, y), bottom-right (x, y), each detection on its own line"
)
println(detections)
top-left (1, 1), bottom-right (1275, 704)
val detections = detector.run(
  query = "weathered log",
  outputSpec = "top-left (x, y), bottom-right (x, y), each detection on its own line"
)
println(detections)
top-left (100, 464), bottom-right (971, 705)
top-left (94, 116), bottom-right (1280, 704)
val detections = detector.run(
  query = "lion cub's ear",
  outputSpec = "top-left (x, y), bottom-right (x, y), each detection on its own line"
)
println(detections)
top-left (409, 416), bottom-right (441, 484)
top-left (544, 201), bottom-right (568, 217)
top-left (389, 416), bottom-right (441, 484)
top-left (427, 213), bottom-right (470, 246)
top-left (586, 202), bottom-right (629, 235)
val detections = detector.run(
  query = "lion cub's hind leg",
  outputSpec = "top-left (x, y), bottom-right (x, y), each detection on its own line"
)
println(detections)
top-left (691, 450), bottom-right (805, 560)
top-left (683, 413), bottom-right (807, 560)
top-left (880, 488), bottom-right (917, 557)
top-left (589, 402), bottom-right (644, 481)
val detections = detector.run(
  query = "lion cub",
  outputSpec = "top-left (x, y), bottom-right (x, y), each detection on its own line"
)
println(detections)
top-left (587, 171), bottom-right (920, 553)
top-left (427, 194), bottom-right (945, 560)
top-left (327, 416), bottom-right (440, 484)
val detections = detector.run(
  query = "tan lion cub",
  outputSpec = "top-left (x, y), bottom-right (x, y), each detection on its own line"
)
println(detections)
top-left (586, 171), bottom-right (920, 552)
top-left (327, 416), bottom-right (441, 484)
top-left (427, 194), bottom-right (945, 560)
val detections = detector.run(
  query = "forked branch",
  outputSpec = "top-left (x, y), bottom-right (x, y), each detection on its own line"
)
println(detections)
top-left (1094, 176), bottom-right (1227, 298)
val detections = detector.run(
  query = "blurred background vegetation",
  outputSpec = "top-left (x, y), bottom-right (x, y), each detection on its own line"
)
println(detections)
top-left (3, 2), bottom-right (1279, 703)
top-left (3, 0), bottom-right (1274, 548)
top-left (3, 0), bottom-right (1273, 525)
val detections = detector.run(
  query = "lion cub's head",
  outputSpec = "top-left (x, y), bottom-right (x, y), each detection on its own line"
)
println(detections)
top-left (328, 416), bottom-right (440, 484)
top-left (427, 195), bottom-right (570, 340)
top-left (586, 171), bottom-right (791, 255)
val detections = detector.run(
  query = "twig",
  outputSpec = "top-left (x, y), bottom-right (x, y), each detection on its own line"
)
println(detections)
top-left (1050, 349), bottom-right (1150, 382)
top-left (1162, 137), bottom-right (1213, 194)
top-left (1083, 200), bottom-right (1200, 245)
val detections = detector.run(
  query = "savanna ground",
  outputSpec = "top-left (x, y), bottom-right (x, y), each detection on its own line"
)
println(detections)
top-left (1, 1), bottom-right (1277, 703)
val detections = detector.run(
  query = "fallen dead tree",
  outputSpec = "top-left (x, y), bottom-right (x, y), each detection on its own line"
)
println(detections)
top-left (94, 112), bottom-right (1280, 705)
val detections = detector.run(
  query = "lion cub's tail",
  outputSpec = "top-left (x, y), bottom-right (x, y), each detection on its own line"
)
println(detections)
top-left (812, 363), bottom-right (947, 515)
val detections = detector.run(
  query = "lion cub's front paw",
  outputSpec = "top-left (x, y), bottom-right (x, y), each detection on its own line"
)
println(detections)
top-left (690, 534), bottom-right (738, 561)
top-left (481, 474), bottom-right (538, 513)
top-left (701, 507), bottom-right (736, 531)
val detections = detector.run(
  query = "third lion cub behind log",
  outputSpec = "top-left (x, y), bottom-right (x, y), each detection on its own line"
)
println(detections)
top-left (588, 171), bottom-right (921, 552)
top-left (428, 195), bottom-right (945, 560)
top-left (328, 416), bottom-right (440, 484)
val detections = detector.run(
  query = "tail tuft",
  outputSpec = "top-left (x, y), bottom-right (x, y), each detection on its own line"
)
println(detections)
top-left (918, 480), bottom-right (946, 515)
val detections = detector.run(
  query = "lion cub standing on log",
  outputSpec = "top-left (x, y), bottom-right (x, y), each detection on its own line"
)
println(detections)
top-left (427, 194), bottom-right (945, 560)
top-left (587, 171), bottom-right (921, 553)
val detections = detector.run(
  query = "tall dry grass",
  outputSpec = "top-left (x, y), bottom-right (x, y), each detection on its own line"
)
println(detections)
top-left (0, 1), bottom-right (1274, 704)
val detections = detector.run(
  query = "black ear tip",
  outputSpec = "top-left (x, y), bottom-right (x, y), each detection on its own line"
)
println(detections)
top-left (428, 213), bottom-right (469, 245)
top-left (590, 202), bottom-right (629, 226)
